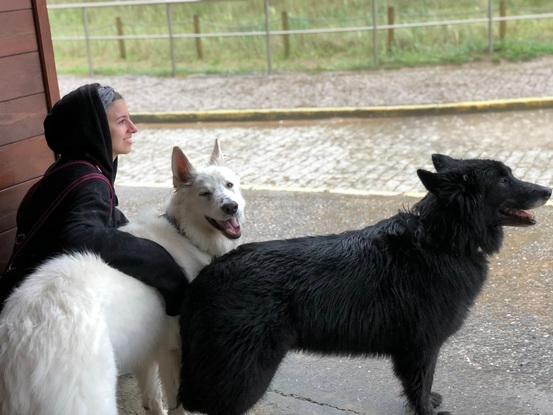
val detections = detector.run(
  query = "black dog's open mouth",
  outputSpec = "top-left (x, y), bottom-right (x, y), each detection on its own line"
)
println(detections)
top-left (206, 216), bottom-right (241, 239)
top-left (499, 207), bottom-right (536, 227)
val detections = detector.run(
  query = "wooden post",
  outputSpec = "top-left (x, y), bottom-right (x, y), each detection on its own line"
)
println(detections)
top-left (193, 14), bottom-right (203, 60)
top-left (499, 0), bottom-right (507, 41)
top-left (263, 0), bottom-right (272, 74)
top-left (487, 0), bottom-right (493, 55)
top-left (372, 0), bottom-right (378, 66)
top-left (281, 11), bottom-right (290, 58)
top-left (166, 3), bottom-right (176, 76)
top-left (115, 17), bottom-right (126, 60)
top-left (32, 0), bottom-right (60, 108)
top-left (387, 6), bottom-right (394, 54)
top-left (82, 7), bottom-right (93, 75)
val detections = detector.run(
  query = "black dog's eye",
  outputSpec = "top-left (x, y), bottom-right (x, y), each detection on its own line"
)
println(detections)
top-left (499, 177), bottom-right (509, 185)
top-left (200, 191), bottom-right (212, 197)
top-left (226, 182), bottom-right (234, 189)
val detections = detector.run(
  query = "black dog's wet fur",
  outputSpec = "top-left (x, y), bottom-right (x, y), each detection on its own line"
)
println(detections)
top-left (179, 155), bottom-right (551, 415)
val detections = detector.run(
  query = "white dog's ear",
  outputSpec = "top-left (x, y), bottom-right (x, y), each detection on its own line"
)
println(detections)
top-left (172, 146), bottom-right (194, 187)
top-left (209, 139), bottom-right (225, 166)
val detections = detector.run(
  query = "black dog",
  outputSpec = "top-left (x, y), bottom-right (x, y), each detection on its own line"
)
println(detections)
top-left (179, 155), bottom-right (551, 415)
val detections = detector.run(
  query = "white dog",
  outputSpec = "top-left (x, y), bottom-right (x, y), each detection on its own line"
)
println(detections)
top-left (0, 141), bottom-right (245, 415)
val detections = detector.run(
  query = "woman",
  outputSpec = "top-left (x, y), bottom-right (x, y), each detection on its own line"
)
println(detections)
top-left (0, 84), bottom-right (187, 315)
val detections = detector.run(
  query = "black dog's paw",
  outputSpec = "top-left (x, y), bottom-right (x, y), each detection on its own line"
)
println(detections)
top-left (430, 392), bottom-right (443, 408)
top-left (431, 392), bottom-right (452, 414)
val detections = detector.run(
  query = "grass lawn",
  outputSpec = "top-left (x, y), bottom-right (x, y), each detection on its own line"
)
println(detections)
top-left (47, 0), bottom-right (553, 75)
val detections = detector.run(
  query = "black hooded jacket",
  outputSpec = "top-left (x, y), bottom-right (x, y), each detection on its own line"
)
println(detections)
top-left (0, 84), bottom-right (187, 315)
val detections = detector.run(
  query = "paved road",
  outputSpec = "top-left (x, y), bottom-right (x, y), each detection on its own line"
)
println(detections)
top-left (118, 109), bottom-right (553, 195)
top-left (117, 188), bottom-right (553, 415)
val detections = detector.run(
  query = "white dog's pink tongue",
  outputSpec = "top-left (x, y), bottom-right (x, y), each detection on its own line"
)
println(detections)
top-left (222, 217), bottom-right (241, 237)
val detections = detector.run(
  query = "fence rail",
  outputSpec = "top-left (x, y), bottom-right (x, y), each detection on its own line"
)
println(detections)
top-left (48, 0), bottom-right (204, 9)
top-left (48, 0), bottom-right (553, 76)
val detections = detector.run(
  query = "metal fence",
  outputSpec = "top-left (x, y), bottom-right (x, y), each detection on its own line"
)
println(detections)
top-left (48, 0), bottom-right (553, 76)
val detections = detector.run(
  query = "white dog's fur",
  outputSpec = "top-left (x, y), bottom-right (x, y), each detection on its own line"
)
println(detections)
top-left (0, 141), bottom-right (245, 415)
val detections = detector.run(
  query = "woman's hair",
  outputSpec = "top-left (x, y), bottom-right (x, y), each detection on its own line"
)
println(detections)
top-left (97, 85), bottom-right (123, 109)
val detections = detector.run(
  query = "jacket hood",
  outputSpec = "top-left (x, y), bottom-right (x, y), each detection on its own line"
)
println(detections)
top-left (44, 83), bottom-right (117, 183)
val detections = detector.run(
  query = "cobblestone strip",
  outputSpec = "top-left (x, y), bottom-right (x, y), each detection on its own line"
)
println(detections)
top-left (118, 109), bottom-right (553, 198)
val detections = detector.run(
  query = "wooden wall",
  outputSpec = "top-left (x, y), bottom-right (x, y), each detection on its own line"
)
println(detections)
top-left (0, 0), bottom-right (59, 271)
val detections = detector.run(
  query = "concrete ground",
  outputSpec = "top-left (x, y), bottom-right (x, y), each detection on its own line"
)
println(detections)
top-left (113, 110), bottom-right (553, 415)
top-left (117, 187), bottom-right (553, 415)
top-left (62, 59), bottom-right (553, 414)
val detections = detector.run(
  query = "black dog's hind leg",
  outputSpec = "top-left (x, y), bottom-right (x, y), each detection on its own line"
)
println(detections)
top-left (207, 327), bottom-right (292, 415)
top-left (392, 347), bottom-right (451, 415)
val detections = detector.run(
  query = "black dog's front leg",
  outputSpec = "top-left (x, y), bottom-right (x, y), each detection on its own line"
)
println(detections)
top-left (392, 347), bottom-right (451, 415)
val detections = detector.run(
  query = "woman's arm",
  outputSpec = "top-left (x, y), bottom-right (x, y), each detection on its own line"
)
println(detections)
top-left (113, 206), bottom-right (129, 227)
top-left (60, 180), bottom-right (188, 315)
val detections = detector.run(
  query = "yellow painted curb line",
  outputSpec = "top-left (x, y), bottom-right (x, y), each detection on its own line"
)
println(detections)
top-left (133, 97), bottom-right (553, 124)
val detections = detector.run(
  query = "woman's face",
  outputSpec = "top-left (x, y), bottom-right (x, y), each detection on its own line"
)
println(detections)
top-left (107, 99), bottom-right (138, 160)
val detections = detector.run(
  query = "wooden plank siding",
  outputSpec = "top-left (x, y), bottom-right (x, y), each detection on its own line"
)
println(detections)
top-left (0, 9), bottom-right (37, 58)
top-left (0, 93), bottom-right (48, 146)
top-left (0, 136), bottom-right (53, 189)
top-left (0, 0), bottom-right (58, 271)
top-left (0, 52), bottom-right (45, 102)
top-left (0, 0), bottom-right (32, 13)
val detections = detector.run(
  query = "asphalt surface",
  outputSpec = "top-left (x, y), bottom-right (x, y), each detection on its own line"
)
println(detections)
top-left (116, 187), bottom-right (553, 415)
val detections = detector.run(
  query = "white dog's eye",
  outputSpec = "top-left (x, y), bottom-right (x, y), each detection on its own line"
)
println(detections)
top-left (199, 191), bottom-right (212, 197)
top-left (226, 182), bottom-right (234, 189)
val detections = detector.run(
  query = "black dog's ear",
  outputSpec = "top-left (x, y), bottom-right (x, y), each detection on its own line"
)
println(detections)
top-left (417, 169), bottom-right (442, 193)
top-left (432, 154), bottom-right (459, 172)
top-left (418, 169), bottom-right (468, 198)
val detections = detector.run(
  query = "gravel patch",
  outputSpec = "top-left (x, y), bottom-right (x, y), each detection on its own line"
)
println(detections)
top-left (58, 57), bottom-right (553, 112)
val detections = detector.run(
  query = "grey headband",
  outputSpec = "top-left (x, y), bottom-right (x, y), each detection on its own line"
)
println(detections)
top-left (97, 85), bottom-right (118, 109)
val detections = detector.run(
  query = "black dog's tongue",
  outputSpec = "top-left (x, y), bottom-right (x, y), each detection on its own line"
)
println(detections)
top-left (503, 208), bottom-right (536, 226)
